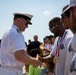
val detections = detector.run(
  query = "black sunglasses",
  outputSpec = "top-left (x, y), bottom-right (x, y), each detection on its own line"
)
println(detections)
top-left (21, 17), bottom-right (29, 27)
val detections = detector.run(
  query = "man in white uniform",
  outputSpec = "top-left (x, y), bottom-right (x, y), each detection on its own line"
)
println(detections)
top-left (0, 12), bottom-right (42, 75)
top-left (41, 17), bottom-right (73, 75)
top-left (63, 0), bottom-right (76, 75)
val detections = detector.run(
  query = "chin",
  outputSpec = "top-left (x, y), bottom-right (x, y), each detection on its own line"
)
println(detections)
top-left (23, 28), bottom-right (26, 31)
top-left (23, 30), bottom-right (25, 32)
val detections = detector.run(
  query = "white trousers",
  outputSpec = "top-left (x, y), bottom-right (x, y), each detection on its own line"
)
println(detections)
top-left (0, 67), bottom-right (22, 75)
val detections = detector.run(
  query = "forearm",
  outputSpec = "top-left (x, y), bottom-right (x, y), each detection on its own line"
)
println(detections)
top-left (45, 49), bottom-right (50, 53)
top-left (41, 54), bottom-right (54, 62)
top-left (20, 54), bottom-right (39, 65)
top-left (14, 50), bottom-right (41, 65)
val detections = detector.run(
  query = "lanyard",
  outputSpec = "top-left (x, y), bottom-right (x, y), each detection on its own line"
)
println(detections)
top-left (56, 31), bottom-right (67, 56)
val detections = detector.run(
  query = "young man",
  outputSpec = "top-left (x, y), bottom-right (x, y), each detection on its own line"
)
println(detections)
top-left (63, 0), bottom-right (76, 75)
top-left (40, 17), bottom-right (73, 75)
top-left (0, 12), bottom-right (42, 75)
top-left (61, 5), bottom-right (74, 75)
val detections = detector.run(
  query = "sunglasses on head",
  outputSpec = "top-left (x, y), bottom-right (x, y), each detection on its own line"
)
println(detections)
top-left (45, 38), bottom-right (49, 41)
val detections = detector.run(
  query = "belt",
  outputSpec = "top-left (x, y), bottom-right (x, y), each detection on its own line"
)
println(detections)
top-left (0, 65), bottom-right (22, 70)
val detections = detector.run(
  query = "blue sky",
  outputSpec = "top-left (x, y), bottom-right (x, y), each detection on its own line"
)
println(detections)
top-left (0, 0), bottom-right (70, 43)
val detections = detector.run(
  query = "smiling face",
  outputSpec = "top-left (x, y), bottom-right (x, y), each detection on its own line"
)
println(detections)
top-left (49, 17), bottom-right (64, 37)
top-left (61, 13), bottom-right (71, 29)
top-left (49, 22), bottom-right (62, 37)
top-left (61, 5), bottom-right (72, 29)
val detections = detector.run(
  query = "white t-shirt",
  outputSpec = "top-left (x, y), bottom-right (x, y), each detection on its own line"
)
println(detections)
top-left (51, 30), bottom-right (73, 75)
top-left (64, 38), bottom-right (74, 75)
top-left (44, 43), bottom-right (52, 52)
top-left (67, 33), bottom-right (76, 75)
top-left (1, 25), bottom-right (26, 68)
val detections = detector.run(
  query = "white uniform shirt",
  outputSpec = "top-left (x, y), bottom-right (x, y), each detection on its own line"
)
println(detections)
top-left (51, 30), bottom-right (73, 75)
top-left (1, 25), bottom-right (26, 68)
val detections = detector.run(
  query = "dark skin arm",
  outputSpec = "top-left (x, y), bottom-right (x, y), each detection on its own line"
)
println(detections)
top-left (41, 54), bottom-right (54, 62)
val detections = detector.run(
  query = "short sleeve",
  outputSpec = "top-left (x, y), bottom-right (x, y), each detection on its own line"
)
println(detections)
top-left (50, 37), bottom-right (58, 56)
top-left (50, 44), bottom-right (56, 56)
top-left (10, 33), bottom-right (26, 52)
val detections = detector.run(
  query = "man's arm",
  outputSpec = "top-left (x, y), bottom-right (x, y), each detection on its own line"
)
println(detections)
top-left (41, 54), bottom-right (54, 62)
top-left (14, 50), bottom-right (42, 66)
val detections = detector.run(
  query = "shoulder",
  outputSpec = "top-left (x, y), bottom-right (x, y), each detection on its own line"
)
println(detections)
top-left (9, 28), bottom-right (23, 41)
top-left (64, 30), bottom-right (73, 42)
top-left (66, 30), bottom-right (74, 38)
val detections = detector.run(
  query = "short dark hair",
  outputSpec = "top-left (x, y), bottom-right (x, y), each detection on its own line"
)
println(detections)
top-left (62, 5), bottom-right (69, 12)
top-left (49, 17), bottom-right (60, 26)
top-left (29, 48), bottom-right (40, 57)
top-left (48, 35), bottom-right (54, 39)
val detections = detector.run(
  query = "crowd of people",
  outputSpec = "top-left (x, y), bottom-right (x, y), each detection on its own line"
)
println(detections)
top-left (0, 0), bottom-right (76, 75)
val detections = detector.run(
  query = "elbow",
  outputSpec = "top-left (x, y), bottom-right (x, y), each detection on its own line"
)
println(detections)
top-left (14, 54), bottom-right (22, 61)
top-left (14, 50), bottom-right (25, 62)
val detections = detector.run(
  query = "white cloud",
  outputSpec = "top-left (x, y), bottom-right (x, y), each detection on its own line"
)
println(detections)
top-left (43, 11), bottom-right (50, 16)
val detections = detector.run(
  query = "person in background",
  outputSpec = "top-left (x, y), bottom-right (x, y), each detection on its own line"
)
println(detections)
top-left (39, 35), bottom-right (55, 75)
top-left (26, 35), bottom-right (41, 74)
top-left (40, 36), bottom-right (51, 57)
top-left (27, 35), bottom-right (41, 55)
top-left (28, 39), bottom-right (31, 44)
top-left (0, 12), bottom-right (42, 75)
top-left (24, 39), bottom-right (31, 74)
top-left (48, 35), bottom-right (55, 52)
top-left (28, 48), bottom-right (41, 75)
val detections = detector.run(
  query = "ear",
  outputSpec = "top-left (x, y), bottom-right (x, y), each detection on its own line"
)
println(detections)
top-left (17, 18), bottom-right (21, 23)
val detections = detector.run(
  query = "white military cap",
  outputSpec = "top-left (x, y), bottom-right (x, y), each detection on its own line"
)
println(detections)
top-left (13, 12), bottom-right (33, 25)
top-left (62, 0), bottom-right (76, 14)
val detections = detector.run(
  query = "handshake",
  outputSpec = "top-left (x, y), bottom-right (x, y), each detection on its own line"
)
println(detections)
top-left (28, 48), bottom-right (55, 73)
top-left (34, 54), bottom-right (43, 67)
top-left (35, 54), bottom-right (55, 73)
